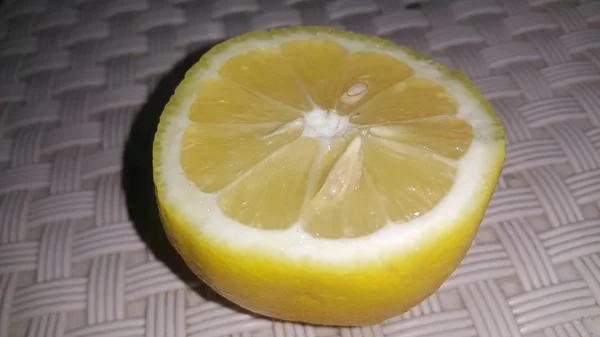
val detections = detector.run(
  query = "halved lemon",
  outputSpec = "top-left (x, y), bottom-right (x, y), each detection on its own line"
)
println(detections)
top-left (153, 27), bottom-right (505, 326)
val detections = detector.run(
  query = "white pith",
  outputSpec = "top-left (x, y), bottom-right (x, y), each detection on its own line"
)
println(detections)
top-left (303, 109), bottom-right (353, 138)
top-left (156, 31), bottom-right (503, 263)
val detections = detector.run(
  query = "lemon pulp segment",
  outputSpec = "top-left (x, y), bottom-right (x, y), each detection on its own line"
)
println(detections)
top-left (180, 39), bottom-right (475, 239)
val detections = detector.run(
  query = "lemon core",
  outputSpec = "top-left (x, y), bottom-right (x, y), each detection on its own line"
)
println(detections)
top-left (303, 109), bottom-right (352, 139)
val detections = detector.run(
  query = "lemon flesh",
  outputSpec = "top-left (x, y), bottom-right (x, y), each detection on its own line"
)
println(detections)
top-left (153, 27), bottom-right (505, 326)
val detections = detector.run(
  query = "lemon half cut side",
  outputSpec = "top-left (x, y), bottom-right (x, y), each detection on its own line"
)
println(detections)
top-left (153, 26), bottom-right (505, 326)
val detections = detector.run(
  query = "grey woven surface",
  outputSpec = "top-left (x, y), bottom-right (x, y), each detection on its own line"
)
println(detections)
top-left (2, 0), bottom-right (600, 336)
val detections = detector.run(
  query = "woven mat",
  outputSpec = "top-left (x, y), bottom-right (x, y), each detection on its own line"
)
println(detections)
top-left (2, 0), bottom-right (600, 336)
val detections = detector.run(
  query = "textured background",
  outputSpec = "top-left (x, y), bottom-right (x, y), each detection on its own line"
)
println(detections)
top-left (1, 0), bottom-right (600, 336)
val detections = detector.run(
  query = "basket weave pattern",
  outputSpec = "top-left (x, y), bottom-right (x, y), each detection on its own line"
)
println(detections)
top-left (1, 0), bottom-right (600, 336)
